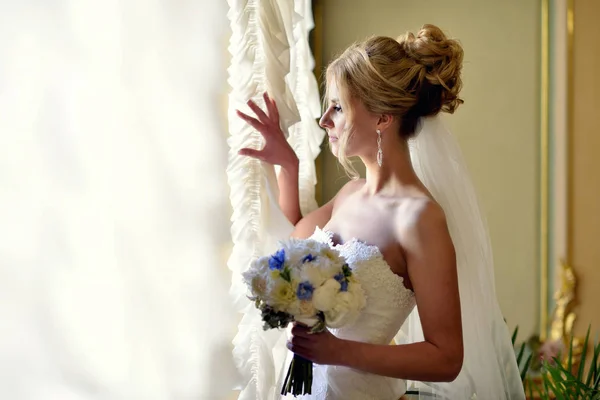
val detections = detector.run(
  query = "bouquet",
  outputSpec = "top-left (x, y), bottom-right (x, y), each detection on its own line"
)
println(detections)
top-left (243, 238), bottom-right (366, 396)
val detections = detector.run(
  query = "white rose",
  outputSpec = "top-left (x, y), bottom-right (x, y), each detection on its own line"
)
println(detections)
top-left (323, 292), bottom-right (352, 328)
top-left (324, 307), bottom-right (349, 328)
top-left (255, 256), bottom-right (271, 273)
top-left (288, 299), bottom-right (318, 326)
top-left (324, 288), bottom-right (366, 328)
top-left (267, 280), bottom-right (296, 310)
top-left (310, 257), bottom-right (340, 280)
top-left (312, 279), bottom-right (341, 311)
top-left (347, 282), bottom-right (366, 310)
top-left (300, 265), bottom-right (328, 287)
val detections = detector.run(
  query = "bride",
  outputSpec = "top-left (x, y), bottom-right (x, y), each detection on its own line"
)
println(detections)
top-left (236, 24), bottom-right (525, 399)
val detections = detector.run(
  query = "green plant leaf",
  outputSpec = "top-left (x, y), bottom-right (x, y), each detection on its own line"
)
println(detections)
top-left (517, 342), bottom-right (526, 366)
top-left (578, 325), bottom-right (591, 381)
top-left (521, 354), bottom-right (532, 383)
top-left (586, 337), bottom-right (600, 386)
top-left (530, 378), bottom-right (546, 400)
top-left (543, 373), bottom-right (564, 400)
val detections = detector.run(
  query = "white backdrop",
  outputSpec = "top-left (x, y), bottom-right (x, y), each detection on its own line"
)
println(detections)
top-left (0, 1), bottom-right (237, 399)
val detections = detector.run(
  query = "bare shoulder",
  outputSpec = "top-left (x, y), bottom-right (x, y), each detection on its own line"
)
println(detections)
top-left (395, 197), bottom-right (451, 246)
top-left (333, 178), bottom-right (366, 206)
top-left (292, 179), bottom-right (365, 239)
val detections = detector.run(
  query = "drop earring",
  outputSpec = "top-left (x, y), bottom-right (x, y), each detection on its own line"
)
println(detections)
top-left (376, 129), bottom-right (383, 167)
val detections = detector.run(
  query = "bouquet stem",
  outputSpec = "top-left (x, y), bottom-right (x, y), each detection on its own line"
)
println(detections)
top-left (281, 354), bottom-right (313, 396)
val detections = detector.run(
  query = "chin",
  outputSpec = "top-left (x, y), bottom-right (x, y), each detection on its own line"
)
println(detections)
top-left (329, 142), bottom-right (358, 159)
top-left (329, 143), bottom-right (340, 157)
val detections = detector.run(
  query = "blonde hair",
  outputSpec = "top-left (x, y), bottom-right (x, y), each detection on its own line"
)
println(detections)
top-left (324, 24), bottom-right (464, 178)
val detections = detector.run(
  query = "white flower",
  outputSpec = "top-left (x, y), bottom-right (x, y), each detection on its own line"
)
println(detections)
top-left (312, 279), bottom-right (341, 311)
top-left (267, 280), bottom-right (296, 310)
top-left (299, 265), bottom-right (327, 287)
top-left (347, 282), bottom-right (366, 310)
top-left (243, 255), bottom-right (270, 277)
top-left (324, 292), bottom-right (353, 328)
top-left (324, 284), bottom-right (366, 328)
top-left (313, 257), bottom-right (342, 280)
top-left (253, 256), bottom-right (271, 274)
top-left (249, 275), bottom-right (267, 297)
top-left (243, 237), bottom-right (367, 333)
top-left (280, 238), bottom-right (325, 267)
top-left (288, 299), bottom-right (317, 319)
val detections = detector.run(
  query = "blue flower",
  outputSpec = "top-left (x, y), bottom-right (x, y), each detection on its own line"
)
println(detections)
top-left (296, 281), bottom-right (314, 301)
top-left (334, 273), bottom-right (348, 292)
top-left (269, 249), bottom-right (286, 270)
top-left (340, 280), bottom-right (348, 292)
top-left (302, 254), bottom-right (316, 263)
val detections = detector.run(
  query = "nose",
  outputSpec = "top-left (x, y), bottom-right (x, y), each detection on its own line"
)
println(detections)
top-left (319, 111), bottom-right (333, 129)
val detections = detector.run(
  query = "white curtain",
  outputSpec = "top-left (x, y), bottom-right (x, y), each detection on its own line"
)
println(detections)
top-left (227, 1), bottom-right (324, 399)
top-left (0, 1), bottom-right (237, 399)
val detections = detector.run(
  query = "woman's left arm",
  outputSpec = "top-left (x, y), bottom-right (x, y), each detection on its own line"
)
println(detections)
top-left (288, 201), bottom-right (464, 382)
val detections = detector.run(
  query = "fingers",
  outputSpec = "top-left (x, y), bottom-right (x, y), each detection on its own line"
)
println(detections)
top-left (263, 92), bottom-right (274, 119)
top-left (246, 99), bottom-right (269, 123)
top-left (290, 334), bottom-right (312, 347)
top-left (291, 324), bottom-right (315, 339)
top-left (236, 110), bottom-right (263, 132)
top-left (286, 339), bottom-right (313, 360)
top-left (263, 92), bottom-right (280, 123)
top-left (238, 148), bottom-right (264, 160)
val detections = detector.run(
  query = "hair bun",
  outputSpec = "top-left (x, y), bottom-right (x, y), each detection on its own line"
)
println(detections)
top-left (397, 24), bottom-right (464, 115)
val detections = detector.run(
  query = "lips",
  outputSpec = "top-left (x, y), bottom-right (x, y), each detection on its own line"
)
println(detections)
top-left (328, 136), bottom-right (338, 142)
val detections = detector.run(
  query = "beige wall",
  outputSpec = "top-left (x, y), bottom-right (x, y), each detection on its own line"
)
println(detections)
top-left (316, 0), bottom-right (541, 336)
top-left (571, 0), bottom-right (600, 336)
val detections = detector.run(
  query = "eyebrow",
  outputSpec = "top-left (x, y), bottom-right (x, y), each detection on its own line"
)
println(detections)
top-left (329, 98), bottom-right (340, 103)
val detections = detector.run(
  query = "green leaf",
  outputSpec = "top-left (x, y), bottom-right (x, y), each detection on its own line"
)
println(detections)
top-left (512, 326), bottom-right (519, 346)
top-left (587, 337), bottom-right (600, 387)
top-left (342, 263), bottom-right (352, 278)
top-left (521, 354), bottom-right (533, 383)
top-left (516, 342), bottom-right (526, 366)
top-left (309, 312), bottom-right (326, 334)
top-left (280, 266), bottom-right (291, 283)
top-left (542, 373), bottom-right (564, 400)
top-left (532, 378), bottom-right (549, 400)
top-left (578, 326), bottom-right (591, 381)
top-left (587, 342), bottom-right (599, 386)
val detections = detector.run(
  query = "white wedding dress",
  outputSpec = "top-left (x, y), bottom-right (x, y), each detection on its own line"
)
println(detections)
top-left (280, 227), bottom-right (417, 400)
top-left (262, 117), bottom-right (524, 400)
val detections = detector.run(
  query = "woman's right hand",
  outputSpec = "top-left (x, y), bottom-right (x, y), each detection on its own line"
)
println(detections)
top-left (236, 92), bottom-right (299, 170)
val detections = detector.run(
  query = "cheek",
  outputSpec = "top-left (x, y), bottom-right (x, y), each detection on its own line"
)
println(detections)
top-left (331, 114), bottom-right (346, 131)
top-left (345, 125), bottom-right (375, 155)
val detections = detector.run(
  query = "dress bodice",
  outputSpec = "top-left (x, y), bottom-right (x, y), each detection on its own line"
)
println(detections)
top-left (283, 227), bottom-right (416, 400)
top-left (312, 227), bottom-right (416, 345)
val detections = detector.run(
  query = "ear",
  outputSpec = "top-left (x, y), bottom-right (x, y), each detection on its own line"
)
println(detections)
top-left (376, 113), bottom-right (394, 132)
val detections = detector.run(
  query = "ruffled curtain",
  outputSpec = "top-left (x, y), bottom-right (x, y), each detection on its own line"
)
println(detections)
top-left (226, 1), bottom-right (324, 399)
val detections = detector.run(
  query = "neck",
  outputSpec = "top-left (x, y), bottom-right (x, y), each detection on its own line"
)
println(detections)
top-left (361, 138), bottom-right (421, 196)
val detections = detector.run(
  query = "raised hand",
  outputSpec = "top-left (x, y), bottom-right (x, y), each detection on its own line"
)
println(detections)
top-left (236, 92), bottom-right (298, 170)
